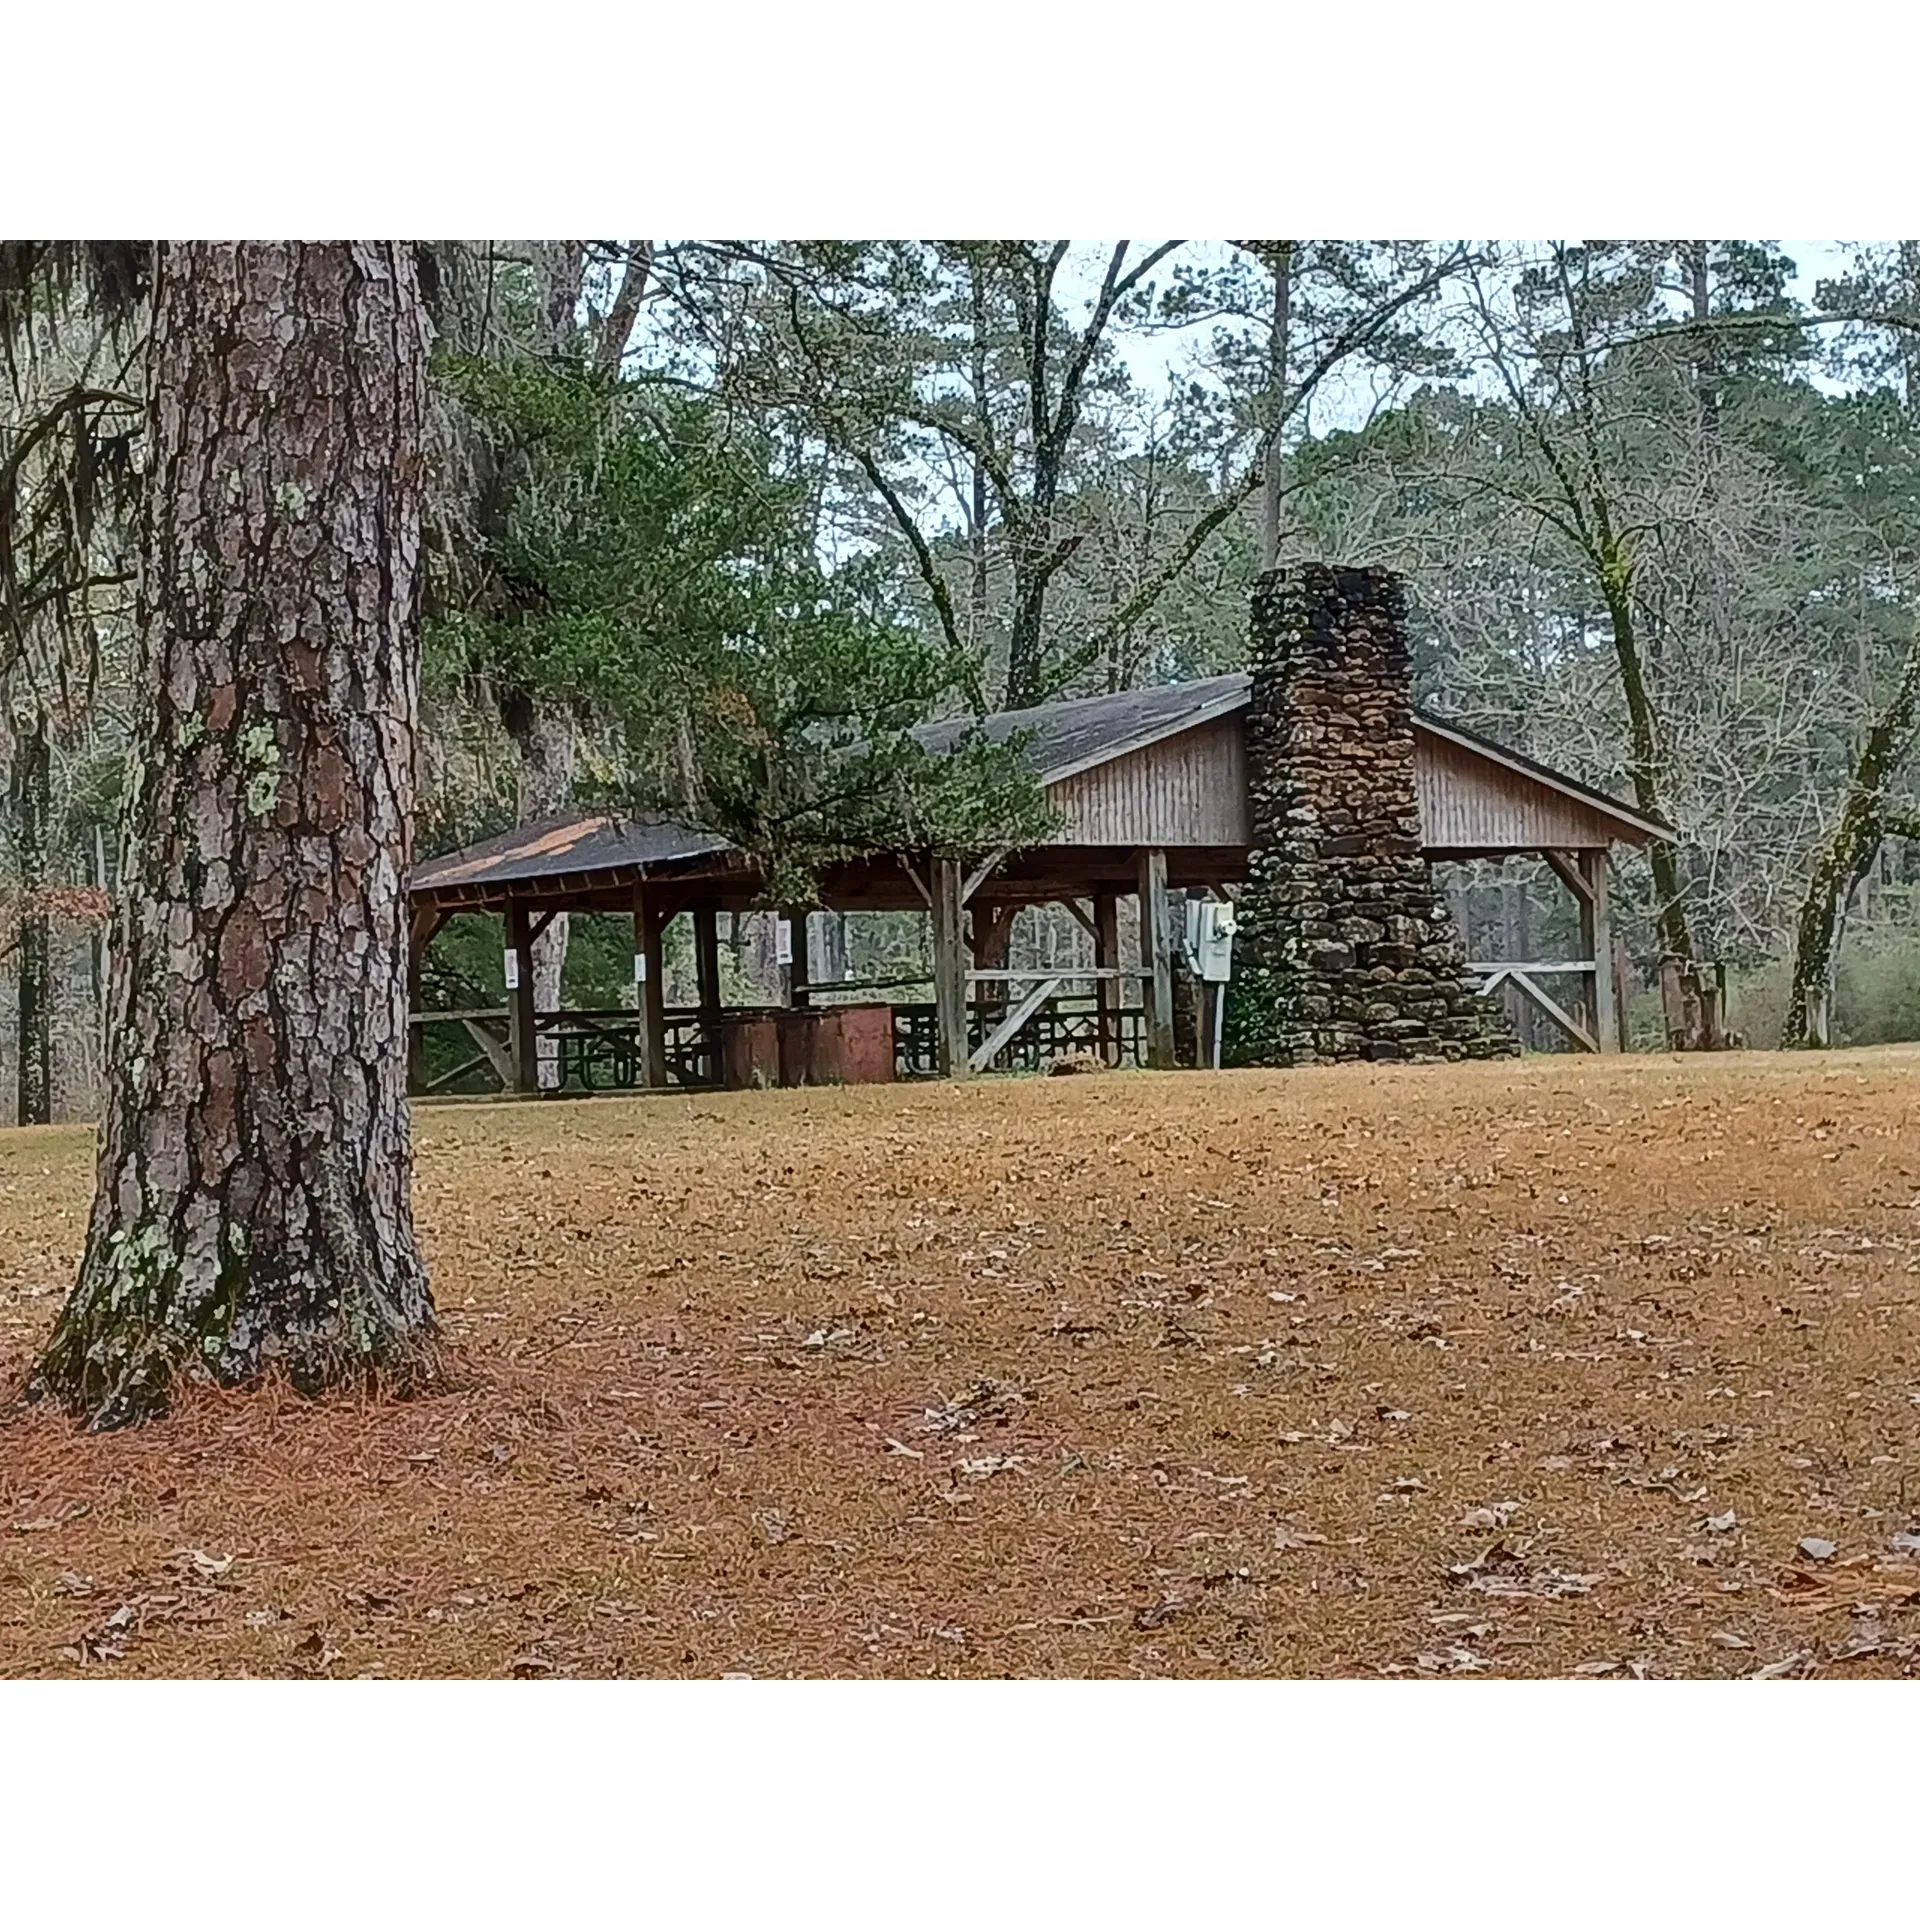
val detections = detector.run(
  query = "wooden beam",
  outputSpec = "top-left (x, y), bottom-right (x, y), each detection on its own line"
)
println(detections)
top-left (1579, 848), bottom-right (1619, 1051)
top-left (1479, 965), bottom-right (1598, 1053)
top-left (1094, 890), bottom-right (1121, 1066)
top-left (1059, 896), bottom-right (1096, 941)
top-left (969, 975), bottom-right (1064, 1072)
top-left (965, 967), bottom-right (1138, 981)
top-left (506, 904), bottom-right (538, 1094)
top-left (899, 856), bottom-right (933, 909)
top-left (631, 880), bottom-right (668, 1088)
top-left (694, 906), bottom-right (722, 1018)
top-left (931, 856), bottom-right (969, 1078)
top-left (1466, 959), bottom-right (1595, 975)
top-left (1540, 849), bottom-right (1594, 908)
top-left (786, 911), bottom-right (810, 1008)
top-left (1138, 848), bottom-right (1176, 1070)
top-left (1508, 966), bottom-right (1599, 1053)
top-left (961, 849), bottom-right (1007, 906)
top-left (425, 1048), bottom-right (487, 1093)
top-left (461, 1016), bottom-right (514, 1091)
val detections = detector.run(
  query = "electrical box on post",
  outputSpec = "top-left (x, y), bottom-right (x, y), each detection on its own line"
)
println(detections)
top-left (1185, 898), bottom-right (1237, 983)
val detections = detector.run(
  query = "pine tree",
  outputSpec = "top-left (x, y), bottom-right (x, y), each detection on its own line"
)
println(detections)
top-left (33, 242), bottom-right (441, 1426)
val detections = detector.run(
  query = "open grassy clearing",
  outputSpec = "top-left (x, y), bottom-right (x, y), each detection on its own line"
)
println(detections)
top-left (4, 1049), bottom-right (1920, 1679)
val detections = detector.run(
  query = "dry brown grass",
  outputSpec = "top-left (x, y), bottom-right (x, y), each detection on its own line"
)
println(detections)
top-left (5, 1048), bottom-right (1920, 1679)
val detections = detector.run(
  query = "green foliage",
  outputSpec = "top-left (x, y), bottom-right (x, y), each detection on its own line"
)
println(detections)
top-left (1829, 930), bottom-right (1920, 1045)
top-left (1727, 925), bottom-right (1920, 1050)
top-left (426, 350), bottom-right (1054, 904)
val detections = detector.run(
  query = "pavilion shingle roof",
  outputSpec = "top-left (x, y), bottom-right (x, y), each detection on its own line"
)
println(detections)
top-left (909, 673), bottom-right (1253, 784)
top-left (410, 673), bottom-right (1670, 900)
top-left (915, 672), bottom-right (1670, 843)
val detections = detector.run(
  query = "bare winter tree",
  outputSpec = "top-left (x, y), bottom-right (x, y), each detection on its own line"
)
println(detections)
top-left (32, 241), bottom-right (441, 1427)
top-left (0, 247), bottom-right (145, 1123)
top-left (1779, 245), bottom-right (1920, 1045)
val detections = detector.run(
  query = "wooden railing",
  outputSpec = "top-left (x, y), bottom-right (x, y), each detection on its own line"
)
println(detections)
top-left (1466, 960), bottom-right (1600, 1053)
top-left (413, 993), bottom-right (1148, 1093)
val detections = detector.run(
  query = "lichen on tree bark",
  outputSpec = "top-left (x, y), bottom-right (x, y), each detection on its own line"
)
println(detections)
top-left (31, 242), bottom-right (442, 1427)
top-left (1780, 630), bottom-right (1920, 1048)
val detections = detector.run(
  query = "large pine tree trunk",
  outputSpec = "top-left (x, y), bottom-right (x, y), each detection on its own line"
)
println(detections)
top-left (33, 242), bottom-right (439, 1428)
top-left (10, 709), bottom-right (53, 1125)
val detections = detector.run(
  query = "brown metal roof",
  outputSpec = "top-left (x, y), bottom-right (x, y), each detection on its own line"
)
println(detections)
top-left (412, 814), bottom-right (734, 896)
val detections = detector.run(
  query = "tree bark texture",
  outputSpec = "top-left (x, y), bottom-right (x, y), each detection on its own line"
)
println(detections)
top-left (33, 241), bottom-right (439, 1426)
top-left (1781, 631), bottom-right (1920, 1047)
top-left (1258, 242), bottom-right (1294, 572)
top-left (1597, 558), bottom-right (1695, 967)
top-left (10, 709), bottom-right (53, 1125)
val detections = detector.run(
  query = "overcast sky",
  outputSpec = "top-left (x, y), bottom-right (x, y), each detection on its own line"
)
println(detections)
top-left (1084, 239), bottom-right (1869, 429)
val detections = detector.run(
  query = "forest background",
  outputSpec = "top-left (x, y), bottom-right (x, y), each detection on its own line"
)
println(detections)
top-left (6, 234), bottom-right (1920, 1120)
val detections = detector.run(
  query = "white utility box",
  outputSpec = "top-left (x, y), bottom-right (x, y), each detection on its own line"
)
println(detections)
top-left (1185, 898), bottom-right (1237, 983)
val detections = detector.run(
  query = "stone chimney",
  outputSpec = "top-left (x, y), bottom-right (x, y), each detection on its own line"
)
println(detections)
top-left (1224, 564), bottom-right (1515, 1066)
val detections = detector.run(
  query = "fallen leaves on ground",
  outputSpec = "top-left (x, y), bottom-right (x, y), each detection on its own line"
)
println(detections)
top-left (3, 1047), bottom-right (1920, 1677)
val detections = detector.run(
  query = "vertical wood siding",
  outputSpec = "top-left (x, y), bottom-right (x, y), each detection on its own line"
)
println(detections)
top-left (1045, 714), bottom-right (1626, 852)
top-left (1414, 730), bottom-right (1614, 851)
top-left (1047, 718), bottom-right (1251, 845)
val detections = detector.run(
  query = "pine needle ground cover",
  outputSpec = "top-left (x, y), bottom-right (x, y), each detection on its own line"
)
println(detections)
top-left (4, 1051), bottom-right (1920, 1679)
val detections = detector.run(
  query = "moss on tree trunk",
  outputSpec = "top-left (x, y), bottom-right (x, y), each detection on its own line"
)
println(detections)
top-left (31, 242), bottom-right (442, 1428)
top-left (1781, 634), bottom-right (1920, 1049)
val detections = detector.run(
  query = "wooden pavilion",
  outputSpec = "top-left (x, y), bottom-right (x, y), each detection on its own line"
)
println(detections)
top-left (408, 673), bottom-right (1674, 1093)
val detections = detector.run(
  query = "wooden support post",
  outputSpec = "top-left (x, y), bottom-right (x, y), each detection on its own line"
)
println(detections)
top-left (971, 903), bottom-right (1013, 1013)
top-left (694, 906), bottom-right (721, 1015)
top-left (931, 856), bottom-right (968, 1078)
top-left (506, 903), bottom-right (538, 1094)
top-left (1093, 892), bottom-right (1120, 1064)
top-left (406, 906), bottom-right (443, 1095)
top-left (786, 911), bottom-right (810, 1007)
top-left (1138, 847), bottom-right (1176, 1071)
top-left (1611, 935), bottom-right (1633, 1054)
top-left (631, 880), bottom-right (668, 1088)
top-left (1577, 848), bottom-right (1619, 1052)
top-left (693, 905), bottom-right (723, 1088)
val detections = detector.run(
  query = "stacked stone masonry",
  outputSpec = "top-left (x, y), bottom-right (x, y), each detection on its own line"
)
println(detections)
top-left (1225, 564), bottom-right (1517, 1067)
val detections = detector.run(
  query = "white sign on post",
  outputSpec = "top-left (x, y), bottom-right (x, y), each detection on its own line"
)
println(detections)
top-left (504, 949), bottom-right (520, 990)
top-left (774, 919), bottom-right (793, 966)
top-left (633, 952), bottom-right (648, 984)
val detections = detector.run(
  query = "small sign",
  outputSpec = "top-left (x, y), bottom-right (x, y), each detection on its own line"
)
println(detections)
top-left (504, 949), bottom-right (520, 990)
top-left (633, 952), bottom-right (648, 984)
top-left (774, 919), bottom-right (794, 966)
